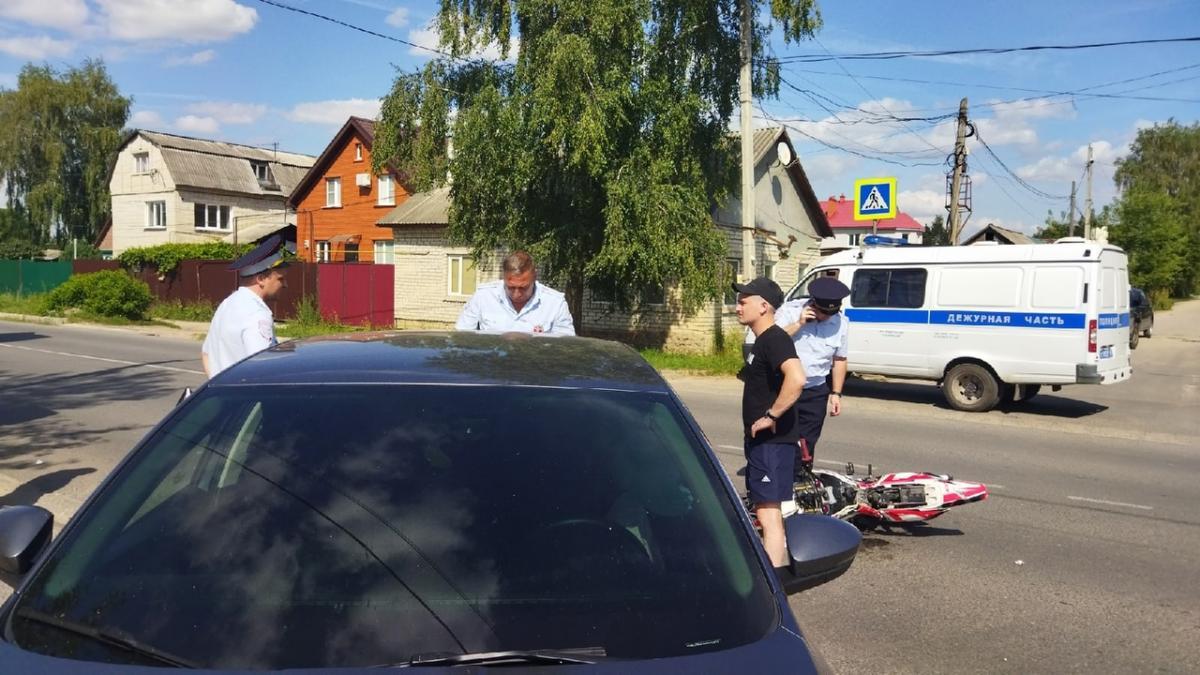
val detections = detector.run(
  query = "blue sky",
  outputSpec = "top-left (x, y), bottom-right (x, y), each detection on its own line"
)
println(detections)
top-left (1, 0), bottom-right (1197, 237)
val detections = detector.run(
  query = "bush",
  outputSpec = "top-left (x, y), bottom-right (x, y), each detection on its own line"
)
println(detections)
top-left (0, 240), bottom-right (44, 260)
top-left (45, 270), bottom-right (153, 319)
top-left (149, 299), bottom-right (216, 322)
top-left (118, 242), bottom-right (254, 276)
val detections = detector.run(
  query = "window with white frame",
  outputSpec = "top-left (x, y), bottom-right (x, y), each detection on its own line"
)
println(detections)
top-left (250, 161), bottom-right (273, 185)
top-left (373, 240), bottom-right (394, 264)
top-left (764, 261), bottom-right (776, 280)
top-left (377, 175), bottom-right (395, 206)
top-left (316, 241), bottom-right (331, 262)
top-left (848, 233), bottom-right (861, 245)
top-left (448, 255), bottom-right (478, 296)
top-left (326, 177), bottom-right (342, 207)
top-left (354, 143), bottom-right (363, 162)
top-left (194, 203), bottom-right (231, 230)
top-left (146, 201), bottom-right (166, 229)
top-left (134, 152), bottom-right (150, 173)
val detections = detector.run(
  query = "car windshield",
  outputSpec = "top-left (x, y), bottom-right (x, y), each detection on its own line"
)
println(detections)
top-left (7, 385), bottom-right (776, 669)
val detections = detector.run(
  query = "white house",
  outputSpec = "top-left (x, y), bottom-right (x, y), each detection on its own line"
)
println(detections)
top-left (108, 130), bottom-right (315, 254)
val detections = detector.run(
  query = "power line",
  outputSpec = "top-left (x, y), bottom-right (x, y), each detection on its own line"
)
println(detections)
top-left (756, 107), bottom-right (944, 168)
top-left (775, 36), bottom-right (1200, 64)
top-left (974, 129), bottom-right (1071, 201)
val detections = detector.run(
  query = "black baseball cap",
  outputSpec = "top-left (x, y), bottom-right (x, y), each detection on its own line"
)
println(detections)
top-left (810, 276), bottom-right (850, 313)
top-left (732, 277), bottom-right (784, 309)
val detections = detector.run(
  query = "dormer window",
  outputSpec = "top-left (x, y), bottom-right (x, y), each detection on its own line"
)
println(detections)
top-left (134, 152), bottom-right (150, 173)
top-left (354, 143), bottom-right (363, 162)
top-left (251, 161), bottom-right (277, 189)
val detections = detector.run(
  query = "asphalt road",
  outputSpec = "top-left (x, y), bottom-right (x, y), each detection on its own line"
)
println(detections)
top-left (1, 301), bottom-right (1197, 673)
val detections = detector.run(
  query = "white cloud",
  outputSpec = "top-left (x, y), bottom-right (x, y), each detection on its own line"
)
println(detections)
top-left (285, 98), bottom-right (382, 125)
top-left (174, 115), bottom-right (221, 135)
top-left (185, 101), bottom-right (266, 125)
top-left (406, 25), bottom-right (441, 56)
top-left (130, 110), bottom-right (167, 128)
top-left (0, 35), bottom-right (74, 59)
top-left (798, 152), bottom-right (859, 180)
top-left (406, 22), bottom-right (515, 61)
top-left (97, 0), bottom-right (257, 43)
top-left (0, 0), bottom-right (89, 32)
top-left (385, 7), bottom-right (410, 28)
top-left (1017, 140), bottom-right (1123, 183)
top-left (898, 190), bottom-right (947, 221)
top-left (167, 49), bottom-right (216, 66)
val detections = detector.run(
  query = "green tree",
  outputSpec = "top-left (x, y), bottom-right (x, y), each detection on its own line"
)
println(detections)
top-left (1108, 190), bottom-right (1187, 297)
top-left (922, 214), bottom-right (950, 246)
top-left (1113, 120), bottom-right (1200, 296)
top-left (1033, 210), bottom-right (1071, 241)
top-left (0, 60), bottom-right (129, 246)
top-left (374, 0), bottom-right (822, 317)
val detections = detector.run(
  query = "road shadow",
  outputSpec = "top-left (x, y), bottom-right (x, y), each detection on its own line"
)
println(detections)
top-left (0, 468), bottom-right (96, 508)
top-left (0, 363), bottom-right (181, 464)
top-left (0, 331), bottom-right (47, 343)
top-left (844, 376), bottom-right (1109, 419)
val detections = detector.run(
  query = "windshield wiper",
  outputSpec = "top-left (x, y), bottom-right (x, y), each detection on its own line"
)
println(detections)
top-left (15, 607), bottom-right (198, 669)
top-left (393, 646), bottom-right (607, 667)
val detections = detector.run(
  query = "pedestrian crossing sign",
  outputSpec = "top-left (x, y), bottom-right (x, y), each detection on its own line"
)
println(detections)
top-left (853, 177), bottom-right (897, 220)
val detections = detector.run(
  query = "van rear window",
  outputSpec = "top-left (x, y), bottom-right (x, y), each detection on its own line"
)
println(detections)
top-left (851, 268), bottom-right (927, 308)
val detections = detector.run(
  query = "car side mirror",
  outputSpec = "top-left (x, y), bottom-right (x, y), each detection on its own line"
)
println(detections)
top-left (0, 505), bottom-right (54, 575)
top-left (176, 387), bottom-right (193, 406)
top-left (776, 515), bottom-right (861, 594)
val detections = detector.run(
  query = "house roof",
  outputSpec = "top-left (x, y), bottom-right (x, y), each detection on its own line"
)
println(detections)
top-left (377, 186), bottom-right (451, 226)
top-left (962, 223), bottom-right (1036, 245)
top-left (747, 127), bottom-right (834, 238)
top-left (113, 130), bottom-right (315, 198)
top-left (288, 116), bottom-right (379, 208)
top-left (820, 196), bottom-right (924, 232)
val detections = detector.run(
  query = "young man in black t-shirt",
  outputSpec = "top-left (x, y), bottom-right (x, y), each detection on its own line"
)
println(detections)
top-left (734, 277), bottom-right (805, 569)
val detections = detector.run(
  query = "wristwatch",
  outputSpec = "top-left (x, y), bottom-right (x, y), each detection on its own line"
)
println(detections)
top-left (830, 392), bottom-right (842, 397)
top-left (763, 409), bottom-right (779, 421)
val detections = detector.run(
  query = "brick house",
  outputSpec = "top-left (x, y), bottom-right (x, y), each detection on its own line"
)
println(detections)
top-left (377, 127), bottom-right (832, 352)
top-left (288, 117), bottom-right (404, 264)
top-left (107, 130), bottom-right (315, 255)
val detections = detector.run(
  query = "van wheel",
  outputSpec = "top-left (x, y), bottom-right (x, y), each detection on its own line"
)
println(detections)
top-left (1129, 323), bottom-right (1140, 349)
top-left (1143, 326), bottom-right (1153, 338)
top-left (1017, 384), bottom-right (1041, 402)
top-left (942, 363), bottom-right (1001, 412)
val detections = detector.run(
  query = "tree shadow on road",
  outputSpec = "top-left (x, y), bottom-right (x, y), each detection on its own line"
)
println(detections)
top-left (0, 363), bottom-right (182, 465)
top-left (0, 331), bottom-right (48, 343)
top-left (844, 377), bottom-right (1109, 419)
top-left (0, 468), bottom-right (96, 508)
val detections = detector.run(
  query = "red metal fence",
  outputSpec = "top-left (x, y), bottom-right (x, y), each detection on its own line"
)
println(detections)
top-left (70, 260), bottom-right (388, 323)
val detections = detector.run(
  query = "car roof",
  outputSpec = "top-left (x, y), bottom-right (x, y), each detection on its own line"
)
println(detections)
top-left (210, 331), bottom-right (672, 392)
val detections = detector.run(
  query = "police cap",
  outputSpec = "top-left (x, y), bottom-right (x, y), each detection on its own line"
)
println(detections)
top-left (810, 276), bottom-right (850, 313)
top-left (229, 234), bottom-right (289, 277)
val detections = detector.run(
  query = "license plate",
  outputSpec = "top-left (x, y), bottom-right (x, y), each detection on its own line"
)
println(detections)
top-left (1100, 346), bottom-right (1113, 359)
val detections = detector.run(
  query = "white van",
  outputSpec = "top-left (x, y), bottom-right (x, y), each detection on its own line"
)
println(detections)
top-left (756, 240), bottom-right (1133, 412)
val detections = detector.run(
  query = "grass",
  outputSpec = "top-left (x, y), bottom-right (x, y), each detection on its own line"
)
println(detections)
top-left (0, 292), bottom-right (49, 315)
top-left (274, 296), bottom-right (365, 339)
top-left (639, 331), bottom-right (746, 376)
top-left (149, 299), bottom-right (216, 322)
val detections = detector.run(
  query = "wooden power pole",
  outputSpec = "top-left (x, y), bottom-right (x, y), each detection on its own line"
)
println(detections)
top-left (1084, 144), bottom-right (1094, 240)
top-left (947, 98), bottom-right (969, 245)
top-left (1068, 180), bottom-right (1077, 237)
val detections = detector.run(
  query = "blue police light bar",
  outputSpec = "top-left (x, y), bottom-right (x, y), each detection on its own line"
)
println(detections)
top-left (863, 234), bottom-right (910, 246)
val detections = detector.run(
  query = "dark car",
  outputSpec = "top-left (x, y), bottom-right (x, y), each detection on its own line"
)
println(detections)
top-left (0, 332), bottom-right (859, 673)
top-left (1129, 287), bottom-right (1155, 349)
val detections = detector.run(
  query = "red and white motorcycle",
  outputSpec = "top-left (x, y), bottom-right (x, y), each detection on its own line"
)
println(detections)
top-left (748, 463), bottom-right (989, 531)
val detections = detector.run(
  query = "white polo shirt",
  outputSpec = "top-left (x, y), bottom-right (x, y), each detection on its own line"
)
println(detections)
top-left (202, 287), bottom-right (277, 377)
top-left (455, 281), bottom-right (575, 336)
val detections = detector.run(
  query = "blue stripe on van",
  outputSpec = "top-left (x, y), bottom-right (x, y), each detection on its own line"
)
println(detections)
top-left (844, 308), bottom-right (1086, 329)
top-left (1098, 313), bottom-right (1130, 328)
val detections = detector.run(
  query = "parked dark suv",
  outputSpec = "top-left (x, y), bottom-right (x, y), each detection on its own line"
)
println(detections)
top-left (0, 332), bottom-right (859, 673)
top-left (1129, 287), bottom-right (1155, 349)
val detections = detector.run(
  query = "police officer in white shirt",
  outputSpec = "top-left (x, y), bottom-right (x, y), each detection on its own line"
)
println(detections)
top-left (455, 250), bottom-right (575, 336)
top-left (201, 235), bottom-right (290, 378)
top-left (776, 276), bottom-right (850, 472)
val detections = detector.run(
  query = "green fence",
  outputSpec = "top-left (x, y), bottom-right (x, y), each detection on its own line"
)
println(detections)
top-left (0, 260), bottom-right (73, 295)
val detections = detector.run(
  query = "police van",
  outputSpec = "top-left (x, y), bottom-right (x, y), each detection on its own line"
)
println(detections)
top-left (764, 238), bottom-right (1133, 412)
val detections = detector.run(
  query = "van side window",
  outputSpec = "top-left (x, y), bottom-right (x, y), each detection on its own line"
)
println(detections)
top-left (851, 268), bottom-right (927, 309)
top-left (788, 269), bottom-right (840, 302)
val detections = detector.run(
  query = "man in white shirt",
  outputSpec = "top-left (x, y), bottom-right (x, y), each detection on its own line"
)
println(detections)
top-left (455, 250), bottom-right (575, 336)
top-left (202, 236), bottom-right (290, 378)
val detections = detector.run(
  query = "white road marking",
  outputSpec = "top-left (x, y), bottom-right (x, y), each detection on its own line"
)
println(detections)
top-left (1067, 495), bottom-right (1153, 510)
top-left (0, 342), bottom-right (203, 375)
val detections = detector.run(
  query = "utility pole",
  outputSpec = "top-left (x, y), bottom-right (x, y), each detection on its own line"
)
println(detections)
top-left (1084, 144), bottom-right (1094, 240)
top-left (739, 0), bottom-right (755, 280)
top-left (1067, 180), bottom-right (1077, 237)
top-left (947, 98), bottom-right (969, 246)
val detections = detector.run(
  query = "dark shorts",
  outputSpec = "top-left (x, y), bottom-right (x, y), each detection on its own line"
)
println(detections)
top-left (745, 441), bottom-right (796, 504)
